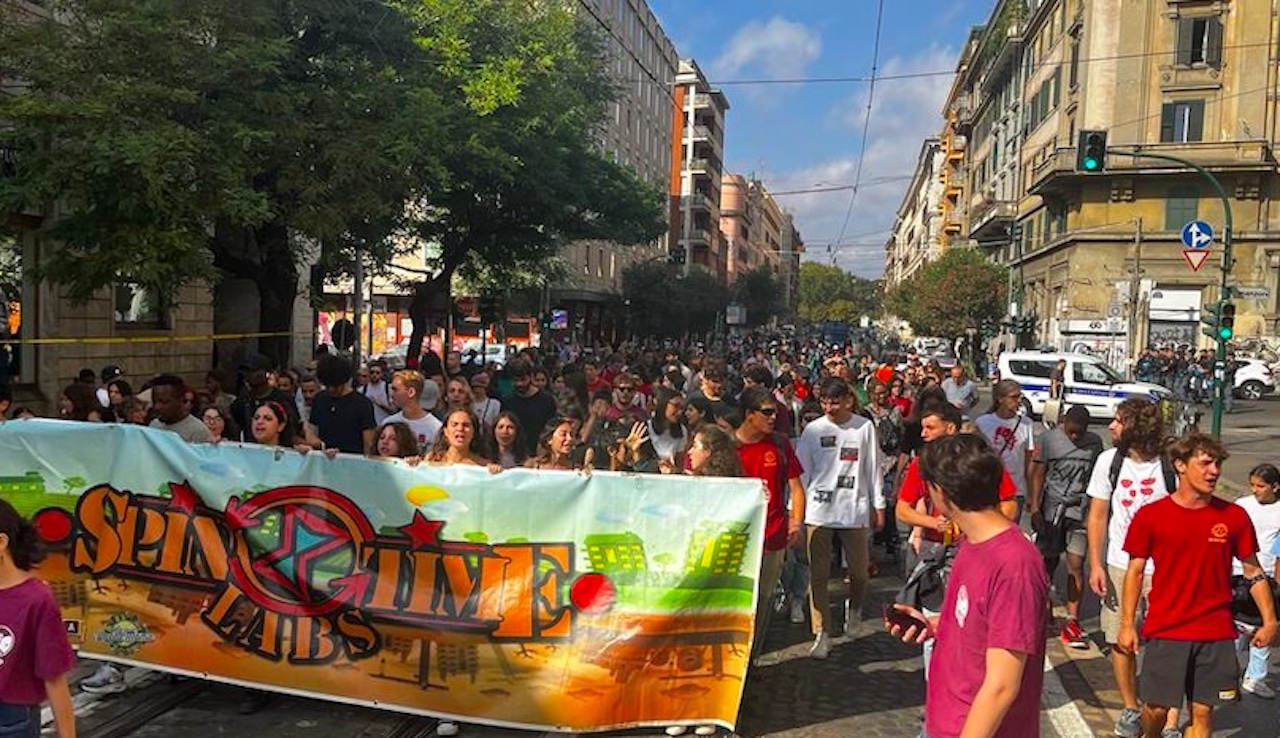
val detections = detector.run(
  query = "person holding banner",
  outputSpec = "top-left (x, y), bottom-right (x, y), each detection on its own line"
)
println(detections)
top-left (528, 416), bottom-right (592, 471)
top-left (374, 422), bottom-right (421, 459)
top-left (0, 499), bottom-right (76, 738)
top-left (485, 412), bottom-right (529, 469)
top-left (423, 410), bottom-right (490, 467)
top-left (250, 401), bottom-right (299, 450)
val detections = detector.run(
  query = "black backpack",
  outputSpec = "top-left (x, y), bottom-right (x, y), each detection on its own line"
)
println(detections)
top-left (1107, 445), bottom-right (1178, 494)
top-left (865, 406), bottom-right (902, 456)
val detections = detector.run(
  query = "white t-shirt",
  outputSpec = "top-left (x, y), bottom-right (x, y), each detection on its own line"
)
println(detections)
top-left (383, 411), bottom-right (442, 451)
top-left (1086, 447), bottom-right (1172, 572)
top-left (472, 397), bottom-right (501, 433)
top-left (1233, 496), bottom-right (1280, 575)
top-left (361, 381), bottom-right (394, 425)
top-left (975, 413), bottom-right (1036, 498)
top-left (646, 420), bottom-right (686, 462)
top-left (795, 413), bottom-right (885, 529)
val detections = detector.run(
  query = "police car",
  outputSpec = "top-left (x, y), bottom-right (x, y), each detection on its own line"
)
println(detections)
top-left (998, 350), bottom-right (1171, 420)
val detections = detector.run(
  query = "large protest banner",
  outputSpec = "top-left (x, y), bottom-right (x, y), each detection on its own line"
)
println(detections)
top-left (0, 420), bottom-right (766, 732)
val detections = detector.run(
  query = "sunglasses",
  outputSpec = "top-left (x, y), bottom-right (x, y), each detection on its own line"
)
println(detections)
top-left (753, 407), bottom-right (778, 416)
top-left (617, 386), bottom-right (636, 392)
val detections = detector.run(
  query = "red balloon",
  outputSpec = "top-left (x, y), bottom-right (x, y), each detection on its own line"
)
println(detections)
top-left (875, 365), bottom-right (895, 384)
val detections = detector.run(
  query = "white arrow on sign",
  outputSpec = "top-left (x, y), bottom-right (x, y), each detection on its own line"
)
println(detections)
top-left (1182, 249), bottom-right (1210, 272)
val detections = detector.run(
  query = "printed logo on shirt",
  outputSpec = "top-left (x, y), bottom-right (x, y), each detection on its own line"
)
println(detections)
top-left (839, 446), bottom-right (859, 462)
top-left (820, 436), bottom-right (837, 448)
top-left (1210, 523), bottom-right (1229, 543)
top-left (763, 451), bottom-right (778, 465)
top-left (836, 475), bottom-right (858, 489)
top-left (814, 490), bottom-right (834, 504)
top-left (955, 585), bottom-right (970, 629)
top-left (0, 624), bottom-right (13, 665)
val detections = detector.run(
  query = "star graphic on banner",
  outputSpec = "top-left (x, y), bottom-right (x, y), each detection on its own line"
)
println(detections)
top-left (167, 481), bottom-right (201, 514)
top-left (399, 512), bottom-right (446, 551)
top-left (253, 505), bottom-right (350, 602)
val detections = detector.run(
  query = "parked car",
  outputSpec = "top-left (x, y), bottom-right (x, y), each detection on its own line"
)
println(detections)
top-left (1234, 358), bottom-right (1276, 400)
top-left (998, 350), bottom-right (1171, 420)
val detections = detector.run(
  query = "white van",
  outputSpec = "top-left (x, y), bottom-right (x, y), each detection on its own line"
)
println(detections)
top-left (998, 350), bottom-right (1171, 420)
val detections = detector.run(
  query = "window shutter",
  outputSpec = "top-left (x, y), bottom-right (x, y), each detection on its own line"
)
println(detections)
top-left (1187, 100), bottom-right (1206, 141)
top-left (1206, 18), bottom-right (1224, 67)
top-left (1176, 18), bottom-right (1194, 66)
top-left (1160, 103), bottom-right (1176, 142)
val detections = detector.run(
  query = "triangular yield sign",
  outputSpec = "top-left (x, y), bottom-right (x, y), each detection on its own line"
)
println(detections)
top-left (1182, 249), bottom-right (1210, 272)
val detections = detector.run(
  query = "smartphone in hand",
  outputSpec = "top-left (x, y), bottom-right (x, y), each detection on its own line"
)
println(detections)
top-left (883, 602), bottom-right (930, 634)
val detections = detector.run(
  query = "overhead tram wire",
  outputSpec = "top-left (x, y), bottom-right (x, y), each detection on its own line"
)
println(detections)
top-left (574, 0), bottom-right (678, 107)
top-left (831, 0), bottom-right (887, 266)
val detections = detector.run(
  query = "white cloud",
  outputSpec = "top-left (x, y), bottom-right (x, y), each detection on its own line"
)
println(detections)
top-left (772, 47), bottom-right (957, 278)
top-left (711, 17), bottom-right (822, 81)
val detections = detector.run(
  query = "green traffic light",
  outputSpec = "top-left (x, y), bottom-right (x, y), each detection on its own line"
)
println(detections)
top-left (1082, 157), bottom-right (1100, 171)
top-left (1219, 327), bottom-right (1233, 340)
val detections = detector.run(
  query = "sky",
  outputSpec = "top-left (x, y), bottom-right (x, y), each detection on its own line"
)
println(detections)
top-left (646, 0), bottom-right (993, 279)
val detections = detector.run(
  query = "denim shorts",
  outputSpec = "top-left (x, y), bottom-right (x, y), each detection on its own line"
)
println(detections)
top-left (0, 703), bottom-right (38, 738)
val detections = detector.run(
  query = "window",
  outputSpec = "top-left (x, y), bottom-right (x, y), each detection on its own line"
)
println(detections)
top-left (1074, 362), bottom-right (1116, 386)
top-left (1009, 360), bottom-right (1057, 379)
top-left (1160, 100), bottom-right (1205, 143)
top-left (114, 283), bottom-right (166, 327)
top-left (1165, 186), bottom-right (1200, 230)
top-left (1069, 40), bottom-right (1080, 88)
top-left (1176, 16), bottom-right (1223, 67)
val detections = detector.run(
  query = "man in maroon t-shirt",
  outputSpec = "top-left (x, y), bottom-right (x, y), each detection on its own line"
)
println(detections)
top-left (1121, 433), bottom-right (1277, 737)
top-left (735, 386), bottom-right (805, 660)
top-left (886, 434), bottom-right (1049, 738)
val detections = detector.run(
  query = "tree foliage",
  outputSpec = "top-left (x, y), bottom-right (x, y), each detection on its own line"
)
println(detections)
top-left (622, 262), bottom-right (729, 338)
top-left (0, 0), bottom-right (665, 366)
top-left (797, 261), bottom-right (883, 323)
top-left (884, 248), bottom-right (1009, 338)
top-left (732, 265), bottom-right (783, 328)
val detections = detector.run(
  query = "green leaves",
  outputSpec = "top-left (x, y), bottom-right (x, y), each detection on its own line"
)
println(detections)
top-left (884, 248), bottom-right (1009, 338)
top-left (797, 262), bottom-right (882, 323)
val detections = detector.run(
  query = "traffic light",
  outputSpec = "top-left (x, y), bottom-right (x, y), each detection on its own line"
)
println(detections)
top-left (1218, 302), bottom-right (1236, 341)
top-left (1201, 301), bottom-right (1223, 340)
top-left (1077, 129), bottom-right (1108, 173)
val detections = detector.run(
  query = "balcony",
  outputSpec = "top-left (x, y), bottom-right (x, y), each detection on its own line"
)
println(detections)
top-left (1028, 139), bottom-right (1276, 195)
top-left (969, 198), bottom-right (1017, 244)
top-left (682, 193), bottom-right (717, 214)
top-left (683, 158), bottom-right (712, 174)
top-left (682, 228), bottom-right (713, 248)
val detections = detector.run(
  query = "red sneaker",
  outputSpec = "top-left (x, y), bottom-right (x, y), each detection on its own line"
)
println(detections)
top-left (1060, 619), bottom-right (1089, 650)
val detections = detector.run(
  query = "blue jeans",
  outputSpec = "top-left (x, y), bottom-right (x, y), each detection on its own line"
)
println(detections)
top-left (779, 544), bottom-right (809, 603)
top-left (1237, 633), bottom-right (1271, 681)
top-left (0, 703), bottom-right (39, 738)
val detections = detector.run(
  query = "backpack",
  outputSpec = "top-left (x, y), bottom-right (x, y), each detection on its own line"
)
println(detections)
top-left (1107, 445), bottom-right (1178, 494)
top-left (866, 406), bottom-right (902, 455)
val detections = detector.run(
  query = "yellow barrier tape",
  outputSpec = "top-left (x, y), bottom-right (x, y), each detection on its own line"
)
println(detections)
top-left (0, 331), bottom-right (300, 346)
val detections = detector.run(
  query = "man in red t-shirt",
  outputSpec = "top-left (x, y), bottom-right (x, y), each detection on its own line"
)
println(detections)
top-left (735, 386), bottom-right (805, 660)
top-left (1121, 433), bottom-right (1277, 737)
top-left (896, 404), bottom-right (1018, 549)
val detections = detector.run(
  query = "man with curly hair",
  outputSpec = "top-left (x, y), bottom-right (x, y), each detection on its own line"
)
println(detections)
top-left (1085, 398), bottom-right (1179, 738)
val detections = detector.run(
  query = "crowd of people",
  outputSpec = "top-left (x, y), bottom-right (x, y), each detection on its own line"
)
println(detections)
top-left (1, 333), bottom-right (1278, 738)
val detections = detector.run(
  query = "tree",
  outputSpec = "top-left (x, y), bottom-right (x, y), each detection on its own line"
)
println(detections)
top-left (622, 262), bottom-right (728, 339)
top-left (732, 266), bottom-right (783, 328)
top-left (885, 248), bottom-right (1009, 338)
top-left (391, 0), bottom-right (666, 366)
top-left (0, 0), bottom-right (445, 365)
top-left (797, 262), bottom-right (883, 323)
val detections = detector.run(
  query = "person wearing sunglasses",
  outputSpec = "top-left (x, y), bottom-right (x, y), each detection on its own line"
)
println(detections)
top-left (734, 386), bottom-right (806, 662)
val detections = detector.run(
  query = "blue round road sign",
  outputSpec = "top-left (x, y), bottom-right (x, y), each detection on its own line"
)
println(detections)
top-left (1181, 220), bottom-right (1214, 250)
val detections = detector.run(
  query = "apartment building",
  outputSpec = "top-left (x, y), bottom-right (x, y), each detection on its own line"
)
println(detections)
top-left (920, 0), bottom-right (1280, 360)
top-left (553, 0), bottom-right (680, 340)
top-left (670, 59), bottom-right (731, 281)
top-left (886, 139), bottom-right (945, 289)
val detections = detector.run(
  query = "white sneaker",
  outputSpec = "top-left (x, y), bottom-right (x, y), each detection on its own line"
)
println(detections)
top-left (437, 721), bottom-right (460, 736)
top-left (665, 727), bottom-right (688, 736)
top-left (1242, 677), bottom-right (1276, 699)
top-left (843, 603), bottom-right (863, 639)
top-left (788, 599), bottom-right (806, 624)
top-left (694, 726), bottom-right (717, 736)
top-left (808, 632), bottom-right (832, 659)
top-left (80, 664), bottom-right (126, 695)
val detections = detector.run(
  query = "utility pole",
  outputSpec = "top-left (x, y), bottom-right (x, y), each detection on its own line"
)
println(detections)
top-left (1127, 217), bottom-right (1144, 375)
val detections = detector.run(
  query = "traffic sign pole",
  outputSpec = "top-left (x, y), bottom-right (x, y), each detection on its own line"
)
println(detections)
top-left (1111, 147), bottom-right (1233, 437)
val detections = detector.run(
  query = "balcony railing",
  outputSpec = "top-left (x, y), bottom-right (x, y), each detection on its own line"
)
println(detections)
top-left (683, 158), bottom-right (711, 173)
top-left (682, 228), bottom-right (713, 247)
top-left (1028, 139), bottom-right (1275, 193)
top-left (682, 193), bottom-right (716, 212)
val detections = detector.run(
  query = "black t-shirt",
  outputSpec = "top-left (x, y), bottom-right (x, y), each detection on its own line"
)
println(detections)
top-left (503, 389), bottom-right (558, 457)
top-left (311, 390), bottom-right (376, 454)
